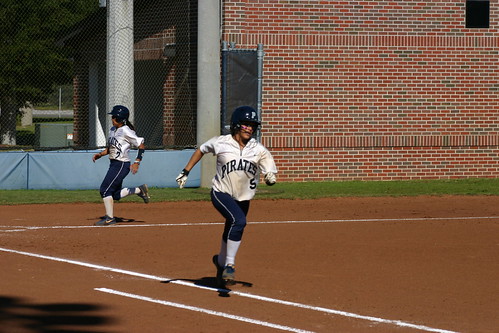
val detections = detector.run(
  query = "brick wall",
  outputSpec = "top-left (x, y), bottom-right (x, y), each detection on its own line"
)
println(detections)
top-left (223, 0), bottom-right (499, 181)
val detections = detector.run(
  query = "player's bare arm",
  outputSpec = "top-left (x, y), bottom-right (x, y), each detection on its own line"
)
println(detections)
top-left (176, 148), bottom-right (205, 188)
top-left (92, 147), bottom-right (109, 162)
top-left (130, 142), bottom-right (146, 174)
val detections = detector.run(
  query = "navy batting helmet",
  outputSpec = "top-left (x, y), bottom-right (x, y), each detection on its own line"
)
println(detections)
top-left (108, 105), bottom-right (130, 122)
top-left (230, 106), bottom-right (260, 132)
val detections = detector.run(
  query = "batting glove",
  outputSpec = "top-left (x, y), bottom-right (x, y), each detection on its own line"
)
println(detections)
top-left (264, 172), bottom-right (276, 186)
top-left (176, 169), bottom-right (189, 188)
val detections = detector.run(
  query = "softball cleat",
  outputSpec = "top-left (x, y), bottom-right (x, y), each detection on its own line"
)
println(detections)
top-left (138, 184), bottom-right (150, 203)
top-left (95, 215), bottom-right (116, 226)
top-left (222, 264), bottom-right (236, 285)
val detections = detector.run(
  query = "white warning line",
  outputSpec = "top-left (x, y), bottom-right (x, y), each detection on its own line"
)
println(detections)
top-left (96, 287), bottom-right (314, 333)
top-left (1, 215), bottom-right (498, 231)
top-left (0, 247), bottom-right (459, 333)
top-left (229, 292), bottom-right (457, 333)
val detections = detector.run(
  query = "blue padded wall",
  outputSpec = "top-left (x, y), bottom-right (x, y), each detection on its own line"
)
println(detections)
top-left (0, 150), bottom-right (200, 190)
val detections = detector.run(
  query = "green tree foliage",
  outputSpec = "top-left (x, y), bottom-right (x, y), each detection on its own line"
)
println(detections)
top-left (0, 0), bottom-right (98, 144)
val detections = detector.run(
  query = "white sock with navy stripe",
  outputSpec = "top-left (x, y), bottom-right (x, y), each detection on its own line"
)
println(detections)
top-left (120, 187), bottom-right (137, 198)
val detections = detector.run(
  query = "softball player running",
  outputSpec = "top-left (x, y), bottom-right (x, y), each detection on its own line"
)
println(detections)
top-left (176, 105), bottom-right (277, 286)
top-left (92, 105), bottom-right (150, 226)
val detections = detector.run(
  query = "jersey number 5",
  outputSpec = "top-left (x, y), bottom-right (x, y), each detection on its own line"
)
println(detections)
top-left (250, 178), bottom-right (257, 189)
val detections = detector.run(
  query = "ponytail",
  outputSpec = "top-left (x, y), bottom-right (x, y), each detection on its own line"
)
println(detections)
top-left (125, 118), bottom-right (135, 131)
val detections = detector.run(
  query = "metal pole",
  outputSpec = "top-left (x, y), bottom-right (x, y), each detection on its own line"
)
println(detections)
top-left (197, 0), bottom-right (221, 187)
top-left (58, 87), bottom-right (62, 118)
top-left (106, 0), bottom-right (134, 125)
top-left (221, 41), bottom-right (228, 134)
top-left (256, 43), bottom-right (264, 141)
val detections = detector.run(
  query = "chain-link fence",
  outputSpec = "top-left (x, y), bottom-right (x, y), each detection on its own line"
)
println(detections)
top-left (0, 0), bottom-right (197, 151)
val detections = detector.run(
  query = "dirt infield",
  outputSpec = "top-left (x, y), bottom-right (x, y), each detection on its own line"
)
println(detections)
top-left (1, 195), bottom-right (498, 332)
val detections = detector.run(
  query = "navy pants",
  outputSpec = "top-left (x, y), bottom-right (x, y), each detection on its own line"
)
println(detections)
top-left (100, 160), bottom-right (130, 200)
top-left (211, 190), bottom-right (250, 242)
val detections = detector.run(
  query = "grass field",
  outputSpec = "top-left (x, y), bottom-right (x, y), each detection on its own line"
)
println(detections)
top-left (1, 178), bottom-right (499, 205)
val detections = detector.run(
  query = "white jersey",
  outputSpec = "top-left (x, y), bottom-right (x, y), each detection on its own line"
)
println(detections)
top-left (200, 134), bottom-right (277, 201)
top-left (107, 125), bottom-right (144, 162)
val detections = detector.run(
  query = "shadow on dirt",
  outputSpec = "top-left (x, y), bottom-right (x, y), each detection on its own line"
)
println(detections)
top-left (90, 216), bottom-right (145, 225)
top-left (161, 277), bottom-right (253, 298)
top-left (114, 216), bottom-right (139, 223)
top-left (0, 296), bottom-right (114, 332)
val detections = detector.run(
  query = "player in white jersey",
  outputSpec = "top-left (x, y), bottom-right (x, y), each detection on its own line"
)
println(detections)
top-left (92, 105), bottom-right (150, 226)
top-left (176, 106), bottom-right (277, 286)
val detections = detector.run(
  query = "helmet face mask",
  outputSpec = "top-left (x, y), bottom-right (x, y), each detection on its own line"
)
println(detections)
top-left (230, 106), bottom-right (260, 134)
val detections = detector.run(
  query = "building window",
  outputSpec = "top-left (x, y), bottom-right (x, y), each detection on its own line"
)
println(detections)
top-left (466, 0), bottom-right (490, 28)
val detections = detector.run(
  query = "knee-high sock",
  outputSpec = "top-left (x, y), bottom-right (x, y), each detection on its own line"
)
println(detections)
top-left (218, 239), bottom-right (227, 267)
top-left (120, 187), bottom-right (137, 198)
top-left (225, 239), bottom-right (241, 266)
top-left (103, 196), bottom-right (114, 218)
